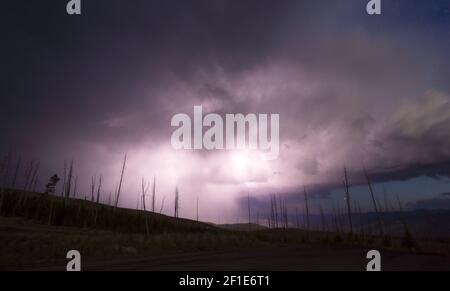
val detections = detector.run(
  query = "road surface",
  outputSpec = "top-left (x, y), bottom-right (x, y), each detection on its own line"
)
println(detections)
top-left (26, 245), bottom-right (450, 271)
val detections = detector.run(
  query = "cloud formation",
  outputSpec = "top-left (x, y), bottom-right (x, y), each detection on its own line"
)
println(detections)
top-left (1, 0), bottom-right (450, 222)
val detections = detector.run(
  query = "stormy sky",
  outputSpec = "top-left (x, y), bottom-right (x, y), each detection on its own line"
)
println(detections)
top-left (1, 0), bottom-right (450, 223)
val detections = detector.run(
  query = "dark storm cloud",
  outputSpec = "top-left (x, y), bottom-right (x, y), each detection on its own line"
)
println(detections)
top-left (1, 0), bottom-right (450, 221)
top-left (1, 0), bottom-right (295, 148)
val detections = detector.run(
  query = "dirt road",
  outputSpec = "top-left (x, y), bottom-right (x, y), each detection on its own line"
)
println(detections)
top-left (28, 245), bottom-right (450, 271)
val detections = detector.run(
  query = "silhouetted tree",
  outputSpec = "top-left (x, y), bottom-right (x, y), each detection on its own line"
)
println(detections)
top-left (174, 187), bottom-right (179, 218)
top-left (343, 166), bottom-right (353, 234)
top-left (115, 154), bottom-right (127, 208)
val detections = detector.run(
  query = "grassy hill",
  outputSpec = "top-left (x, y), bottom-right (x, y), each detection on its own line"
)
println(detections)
top-left (0, 189), bottom-right (218, 235)
top-left (218, 223), bottom-right (268, 231)
top-left (1, 189), bottom-right (449, 269)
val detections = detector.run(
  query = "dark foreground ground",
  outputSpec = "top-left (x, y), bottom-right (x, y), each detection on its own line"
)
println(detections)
top-left (1, 191), bottom-right (449, 271)
top-left (26, 245), bottom-right (450, 271)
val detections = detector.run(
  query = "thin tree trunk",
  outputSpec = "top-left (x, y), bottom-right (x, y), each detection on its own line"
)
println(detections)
top-left (73, 176), bottom-right (78, 198)
top-left (141, 177), bottom-right (149, 235)
top-left (65, 160), bottom-right (73, 203)
top-left (61, 161), bottom-right (67, 197)
top-left (247, 193), bottom-right (251, 225)
top-left (96, 176), bottom-right (102, 204)
top-left (136, 191), bottom-right (140, 210)
top-left (304, 187), bottom-right (310, 230)
top-left (152, 176), bottom-right (156, 212)
top-left (196, 195), bottom-right (199, 222)
top-left (274, 195), bottom-right (279, 228)
top-left (174, 187), bottom-right (179, 218)
top-left (343, 166), bottom-right (353, 234)
top-left (90, 176), bottom-right (96, 202)
top-left (363, 166), bottom-right (384, 236)
top-left (160, 196), bottom-right (166, 214)
top-left (115, 154), bottom-right (127, 209)
top-left (30, 163), bottom-right (40, 192)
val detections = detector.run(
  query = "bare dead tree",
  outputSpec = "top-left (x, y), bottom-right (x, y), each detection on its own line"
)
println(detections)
top-left (354, 201), bottom-right (362, 235)
top-left (304, 187), bottom-right (310, 230)
top-left (136, 191), bottom-right (140, 210)
top-left (65, 160), bottom-right (73, 202)
top-left (61, 161), bottom-right (67, 197)
top-left (278, 195), bottom-right (283, 228)
top-left (273, 195), bottom-right (279, 228)
top-left (93, 175), bottom-right (103, 226)
top-left (141, 178), bottom-right (149, 211)
top-left (280, 195), bottom-right (288, 229)
top-left (363, 166), bottom-right (384, 236)
top-left (269, 196), bottom-right (272, 227)
top-left (269, 195), bottom-right (275, 228)
top-left (96, 175), bottom-right (102, 204)
top-left (32, 175), bottom-right (39, 192)
top-left (30, 162), bottom-right (40, 192)
top-left (356, 201), bottom-right (365, 237)
top-left (115, 154), bottom-right (127, 209)
top-left (282, 196), bottom-right (288, 228)
top-left (72, 176), bottom-right (78, 198)
top-left (295, 207), bottom-right (300, 228)
top-left (111, 183), bottom-right (117, 206)
top-left (141, 177), bottom-right (150, 235)
top-left (160, 196), bottom-right (166, 214)
top-left (285, 199), bottom-right (289, 228)
top-left (174, 187), bottom-right (179, 218)
top-left (196, 195), bottom-right (199, 222)
top-left (94, 175), bottom-right (102, 225)
top-left (151, 176), bottom-right (156, 212)
top-left (90, 176), bottom-right (96, 202)
top-left (247, 193), bottom-right (251, 225)
top-left (343, 166), bottom-right (353, 234)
